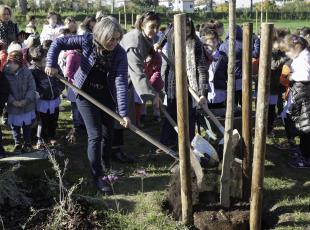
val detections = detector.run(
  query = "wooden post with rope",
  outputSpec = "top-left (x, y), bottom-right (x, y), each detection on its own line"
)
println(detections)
top-left (250, 23), bottom-right (274, 230)
top-left (220, 0), bottom-right (236, 208)
top-left (242, 22), bottom-right (253, 201)
top-left (174, 13), bottom-right (193, 225)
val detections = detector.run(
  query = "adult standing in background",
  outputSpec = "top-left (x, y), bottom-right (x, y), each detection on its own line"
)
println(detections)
top-left (0, 5), bottom-right (19, 48)
top-left (40, 12), bottom-right (63, 44)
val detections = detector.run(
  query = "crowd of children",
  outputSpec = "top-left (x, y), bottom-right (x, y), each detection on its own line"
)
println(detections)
top-left (0, 5), bottom-right (309, 192)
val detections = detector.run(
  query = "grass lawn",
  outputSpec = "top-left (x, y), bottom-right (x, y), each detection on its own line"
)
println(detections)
top-left (1, 100), bottom-right (309, 229)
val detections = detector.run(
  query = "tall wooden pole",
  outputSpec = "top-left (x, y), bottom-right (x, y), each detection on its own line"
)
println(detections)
top-left (131, 12), bottom-right (134, 26)
top-left (250, 23), bottom-right (274, 230)
top-left (255, 10), bottom-right (258, 34)
top-left (260, 0), bottom-right (263, 31)
top-left (174, 13), bottom-right (193, 225)
top-left (242, 23), bottom-right (253, 201)
top-left (124, 2), bottom-right (127, 30)
top-left (220, 0), bottom-right (236, 208)
top-left (118, 11), bottom-right (121, 24)
top-left (111, 0), bottom-right (114, 14)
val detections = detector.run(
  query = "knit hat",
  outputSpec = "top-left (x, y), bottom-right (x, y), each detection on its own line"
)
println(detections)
top-left (29, 45), bottom-right (46, 62)
top-left (7, 50), bottom-right (23, 65)
top-left (7, 42), bottom-right (22, 53)
top-left (25, 34), bottom-right (40, 48)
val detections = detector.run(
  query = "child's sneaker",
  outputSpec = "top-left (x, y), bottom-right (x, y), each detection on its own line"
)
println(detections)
top-left (288, 157), bottom-right (310, 169)
top-left (275, 139), bottom-right (298, 150)
top-left (22, 143), bottom-right (33, 153)
top-left (13, 144), bottom-right (22, 153)
top-left (36, 140), bottom-right (45, 150)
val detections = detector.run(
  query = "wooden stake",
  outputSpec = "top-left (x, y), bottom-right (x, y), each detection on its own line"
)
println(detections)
top-left (118, 11), bottom-right (121, 24)
top-left (174, 13), bottom-right (193, 225)
top-left (131, 12), bottom-right (134, 26)
top-left (220, 0), bottom-right (236, 209)
top-left (124, 3), bottom-right (127, 30)
top-left (242, 23), bottom-right (253, 201)
top-left (260, 0), bottom-right (263, 31)
top-left (250, 23), bottom-right (273, 230)
top-left (255, 10), bottom-right (258, 34)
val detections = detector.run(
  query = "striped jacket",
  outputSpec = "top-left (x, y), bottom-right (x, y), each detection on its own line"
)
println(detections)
top-left (46, 33), bottom-right (128, 117)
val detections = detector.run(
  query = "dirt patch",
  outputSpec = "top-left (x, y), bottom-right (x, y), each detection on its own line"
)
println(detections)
top-left (164, 164), bottom-right (250, 230)
top-left (194, 208), bottom-right (249, 230)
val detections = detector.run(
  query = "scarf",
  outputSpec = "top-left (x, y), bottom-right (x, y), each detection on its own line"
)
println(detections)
top-left (186, 38), bottom-right (199, 107)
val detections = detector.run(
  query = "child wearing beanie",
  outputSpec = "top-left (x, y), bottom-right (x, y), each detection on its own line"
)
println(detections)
top-left (4, 50), bottom-right (36, 153)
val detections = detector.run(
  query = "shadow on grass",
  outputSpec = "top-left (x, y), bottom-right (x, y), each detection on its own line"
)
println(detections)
top-left (262, 143), bottom-right (310, 229)
top-left (114, 174), bottom-right (171, 195)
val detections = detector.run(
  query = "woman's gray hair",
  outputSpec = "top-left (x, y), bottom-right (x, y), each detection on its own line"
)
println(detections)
top-left (93, 16), bottom-right (123, 47)
top-left (0, 5), bottom-right (12, 18)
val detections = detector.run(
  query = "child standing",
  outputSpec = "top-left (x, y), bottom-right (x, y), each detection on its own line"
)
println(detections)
top-left (29, 45), bottom-right (64, 148)
top-left (268, 31), bottom-right (289, 138)
top-left (64, 49), bottom-right (84, 143)
top-left (40, 12), bottom-right (63, 44)
top-left (201, 29), bottom-right (227, 109)
top-left (284, 35), bottom-right (310, 168)
top-left (5, 51), bottom-right (36, 153)
top-left (0, 71), bottom-right (9, 158)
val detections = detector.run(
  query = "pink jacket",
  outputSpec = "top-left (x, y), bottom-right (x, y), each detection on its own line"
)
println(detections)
top-left (64, 50), bottom-right (81, 83)
top-left (144, 52), bottom-right (164, 92)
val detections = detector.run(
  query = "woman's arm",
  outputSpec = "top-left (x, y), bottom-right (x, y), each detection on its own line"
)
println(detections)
top-left (46, 34), bottom-right (90, 69)
top-left (115, 48), bottom-right (129, 118)
top-left (127, 48), bottom-right (155, 102)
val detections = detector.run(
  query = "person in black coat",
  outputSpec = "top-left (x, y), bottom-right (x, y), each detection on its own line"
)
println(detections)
top-left (0, 71), bottom-right (9, 157)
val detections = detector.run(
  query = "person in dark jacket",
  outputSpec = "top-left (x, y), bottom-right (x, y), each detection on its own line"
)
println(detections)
top-left (29, 45), bottom-right (64, 148)
top-left (45, 17), bottom-right (130, 193)
top-left (267, 32), bottom-right (290, 137)
top-left (201, 28), bottom-right (227, 109)
top-left (219, 25), bottom-right (243, 107)
top-left (285, 35), bottom-right (310, 168)
top-left (5, 51), bottom-right (36, 153)
top-left (0, 5), bottom-right (19, 48)
top-left (160, 17), bottom-right (209, 148)
top-left (0, 71), bottom-right (9, 158)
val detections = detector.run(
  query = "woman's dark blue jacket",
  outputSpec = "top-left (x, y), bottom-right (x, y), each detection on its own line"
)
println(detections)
top-left (46, 33), bottom-right (128, 117)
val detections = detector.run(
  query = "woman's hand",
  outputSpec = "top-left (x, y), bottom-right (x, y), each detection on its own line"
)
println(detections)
top-left (153, 43), bottom-right (162, 53)
top-left (120, 117), bottom-right (131, 128)
top-left (198, 96), bottom-right (208, 106)
top-left (45, 67), bottom-right (58, 77)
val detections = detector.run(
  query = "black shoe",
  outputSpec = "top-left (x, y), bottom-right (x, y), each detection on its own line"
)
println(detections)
top-left (13, 144), bottom-right (22, 154)
top-left (113, 150), bottom-right (135, 163)
top-left (22, 143), bottom-right (33, 153)
top-left (0, 148), bottom-right (5, 159)
top-left (96, 177), bottom-right (112, 194)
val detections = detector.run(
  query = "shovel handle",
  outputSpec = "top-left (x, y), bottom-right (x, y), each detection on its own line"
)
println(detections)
top-left (55, 74), bottom-right (178, 160)
top-left (188, 87), bottom-right (225, 134)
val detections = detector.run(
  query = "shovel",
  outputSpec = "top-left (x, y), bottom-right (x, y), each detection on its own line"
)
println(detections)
top-left (54, 74), bottom-right (206, 182)
top-left (188, 87), bottom-right (240, 150)
top-left (159, 103), bottom-right (207, 191)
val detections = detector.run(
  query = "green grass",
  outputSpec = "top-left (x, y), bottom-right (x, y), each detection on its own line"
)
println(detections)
top-left (1, 101), bottom-right (310, 229)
